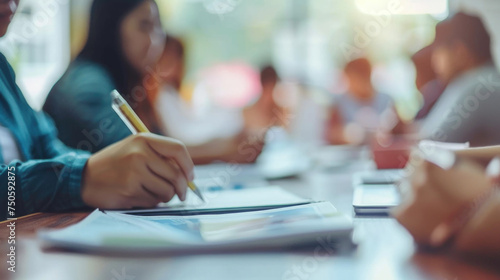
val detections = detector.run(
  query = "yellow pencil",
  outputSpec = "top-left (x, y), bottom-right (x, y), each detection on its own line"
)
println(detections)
top-left (110, 90), bottom-right (204, 202)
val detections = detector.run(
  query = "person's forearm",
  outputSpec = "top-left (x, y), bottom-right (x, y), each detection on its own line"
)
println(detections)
top-left (325, 125), bottom-right (348, 145)
top-left (0, 153), bottom-right (90, 220)
top-left (187, 143), bottom-right (221, 165)
top-left (455, 146), bottom-right (500, 160)
top-left (454, 190), bottom-right (500, 258)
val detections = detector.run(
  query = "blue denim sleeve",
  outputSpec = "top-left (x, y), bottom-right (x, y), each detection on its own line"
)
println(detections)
top-left (43, 62), bottom-right (132, 153)
top-left (0, 152), bottom-right (90, 220)
top-left (0, 53), bottom-right (92, 221)
top-left (0, 110), bottom-right (91, 221)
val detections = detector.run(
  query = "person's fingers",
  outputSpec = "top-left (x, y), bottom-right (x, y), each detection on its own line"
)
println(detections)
top-left (142, 166), bottom-right (178, 203)
top-left (129, 186), bottom-right (162, 208)
top-left (165, 158), bottom-right (189, 200)
top-left (141, 147), bottom-right (188, 201)
top-left (143, 134), bottom-right (195, 181)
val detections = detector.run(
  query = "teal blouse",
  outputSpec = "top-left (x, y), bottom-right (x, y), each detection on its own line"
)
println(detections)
top-left (44, 59), bottom-right (132, 153)
top-left (0, 53), bottom-right (90, 220)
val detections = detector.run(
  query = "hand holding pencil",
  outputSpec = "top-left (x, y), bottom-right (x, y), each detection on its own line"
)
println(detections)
top-left (79, 91), bottom-right (199, 210)
top-left (81, 132), bottom-right (196, 210)
top-left (110, 90), bottom-right (204, 202)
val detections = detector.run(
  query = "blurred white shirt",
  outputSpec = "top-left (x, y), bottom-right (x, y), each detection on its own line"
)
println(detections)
top-left (0, 125), bottom-right (21, 163)
top-left (156, 86), bottom-right (243, 145)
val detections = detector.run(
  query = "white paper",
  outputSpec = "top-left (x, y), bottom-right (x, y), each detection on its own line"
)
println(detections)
top-left (38, 202), bottom-right (353, 253)
top-left (107, 186), bottom-right (311, 215)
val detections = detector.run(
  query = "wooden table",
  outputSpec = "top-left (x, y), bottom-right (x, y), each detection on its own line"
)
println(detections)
top-left (1, 161), bottom-right (500, 280)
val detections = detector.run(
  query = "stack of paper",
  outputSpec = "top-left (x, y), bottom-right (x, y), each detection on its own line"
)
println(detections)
top-left (38, 188), bottom-right (353, 253)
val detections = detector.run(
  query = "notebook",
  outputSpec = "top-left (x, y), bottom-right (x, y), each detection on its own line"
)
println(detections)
top-left (38, 202), bottom-right (353, 254)
top-left (107, 186), bottom-right (313, 216)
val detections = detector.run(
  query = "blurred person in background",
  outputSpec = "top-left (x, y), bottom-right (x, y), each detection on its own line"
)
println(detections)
top-left (150, 35), bottom-right (264, 164)
top-left (392, 12), bottom-right (500, 258)
top-left (0, 0), bottom-right (195, 220)
top-left (412, 45), bottom-right (446, 120)
top-left (325, 57), bottom-right (393, 145)
top-left (242, 65), bottom-right (289, 133)
top-left (419, 12), bottom-right (500, 146)
top-left (44, 0), bottom-right (262, 164)
top-left (384, 12), bottom-right (500, 145)
top-left (44, 0), bottom-right (165, 151)
top-left (374, 13), bottom-right (500, 170)
top-left (388, 43), bottom-right (447, 135)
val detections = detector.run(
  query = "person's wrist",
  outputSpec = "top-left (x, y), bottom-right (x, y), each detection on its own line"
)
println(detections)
top-left (80, 155), bottom-right (96, 207)
top-left (68, 154), bottom-right (92, 209)
top-left (220, 143), bottom-right (237, 162)
top-left (207, 137), bottom-right (236, 162)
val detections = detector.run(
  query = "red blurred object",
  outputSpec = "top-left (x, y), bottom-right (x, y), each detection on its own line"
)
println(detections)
top-left (371, 135), bottom-right (417, 169)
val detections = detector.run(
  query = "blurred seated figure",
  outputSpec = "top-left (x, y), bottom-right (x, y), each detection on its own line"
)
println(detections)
top-left (394, 147), bottom-right (500, 259)
top-left (152, 36), bottom-right (240, 143)
top-left (389, 43), bottom-right (447, 135)
top-left (412, 45), bottom-right (446, 120)
top-left (325, 57), bottom-right (393, 145)
top-left (44, 0), bottom-right (262, 164)
top-left (243, 65), bottom-right (288, 133)
top-left (419, 12), bottom-right (500, 146)
top-left (150, 35), bottom-right (264, 164)
top-left (44, 0), bottom-right (165, 152)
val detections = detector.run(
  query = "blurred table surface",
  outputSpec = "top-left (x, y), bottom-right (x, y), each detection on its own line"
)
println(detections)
top-left (1, 157), bottom-right (500, 280)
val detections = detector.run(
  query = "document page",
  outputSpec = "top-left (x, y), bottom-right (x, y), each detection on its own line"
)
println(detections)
top-left (39, 202), bottom-right (353, 253)
top-left (107, 186), bottom-right (311, 215)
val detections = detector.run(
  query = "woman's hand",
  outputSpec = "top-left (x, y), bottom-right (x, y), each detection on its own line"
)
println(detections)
top-left (220, 130), bottom-right (265, 164)
top-left (188, 130), bottom-right (265, 165)
top-left (81, 133), bottom-right (194, 209)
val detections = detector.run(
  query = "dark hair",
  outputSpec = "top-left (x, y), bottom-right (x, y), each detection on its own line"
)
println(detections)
top-left (78, 0), bottom-right (164, 133)
top-left (344, 57), bottom-right (372, 79)
top-left (77, 0), bottom-right (148, 97)
top-left (260, 65), bottom-right (279, 86)
top-left (164, 35), bottom-right (185, 59)
top-left (435, 12), bottom-right (492, 63)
